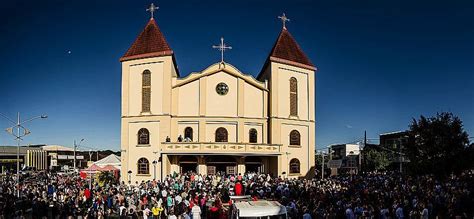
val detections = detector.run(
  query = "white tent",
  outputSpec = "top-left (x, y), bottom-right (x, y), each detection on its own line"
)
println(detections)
top-left (94, 154), bottom-right (121, 169)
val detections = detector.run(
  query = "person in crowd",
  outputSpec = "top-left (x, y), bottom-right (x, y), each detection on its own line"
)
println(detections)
top-left (0, 170), bottom-right (472, 218)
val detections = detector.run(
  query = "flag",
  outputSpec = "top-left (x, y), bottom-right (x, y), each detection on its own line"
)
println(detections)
top-left (80, 171), bottom-right (87, 179)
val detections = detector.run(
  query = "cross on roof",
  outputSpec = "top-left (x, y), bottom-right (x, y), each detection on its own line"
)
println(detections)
top-left (146, 3), bottom-right (159, 19)
top-left (212, 37), bottom-right (232, 63)
top-left (278, 13), bottom-right (290, 29)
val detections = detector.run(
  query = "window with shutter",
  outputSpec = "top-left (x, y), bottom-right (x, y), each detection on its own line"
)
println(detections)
top-left (142, 70), bottom-right (151, 112)
top-left (289, 130), bottom-right (300, 146)
top-left (290, 77), bottom-right (298, 116)
top-left (289, 158), bottom-right (300, 174)
top-left (137, 158), bottom-right (150, 174)
top-left (138, 128), bottom-right (150, 145)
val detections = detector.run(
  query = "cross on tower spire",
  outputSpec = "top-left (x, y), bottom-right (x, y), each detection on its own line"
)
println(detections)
top-left (278, 13), bottom-right (290, 29)
top-left (212, 37), bottom-right (232, 64)
top-left (146, 3), bottom-right (159, 19)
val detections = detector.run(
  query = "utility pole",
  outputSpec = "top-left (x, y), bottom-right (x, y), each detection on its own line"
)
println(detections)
top-left (89, 150), bottom-right (92, 189)
top-left (399, 139), bottom-right (403, 174)
top-left (321, 151), bottom-right (325, 180)
top-left (73, 139), bottom-right (84, 172)
top-left (361, 131), bottom-right (366, 173)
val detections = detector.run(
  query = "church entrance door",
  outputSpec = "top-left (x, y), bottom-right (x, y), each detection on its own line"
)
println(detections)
top-left (245, 156), bottom-right (263, 173)
top-left (206, 156), bottom-right (237, 175)
top-left (179, 156), bottom-right (198, 174)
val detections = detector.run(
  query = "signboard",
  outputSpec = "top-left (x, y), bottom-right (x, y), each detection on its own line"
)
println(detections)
top-left (57, 155), bottom-right (84, 160)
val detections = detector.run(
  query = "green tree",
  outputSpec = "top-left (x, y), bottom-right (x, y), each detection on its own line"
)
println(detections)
top-left (405, 112), bottom-right (471, 176)
top-left (98, 171), bottom-right (116, 186)
top-left (365, 149), bottom-right (390, 171)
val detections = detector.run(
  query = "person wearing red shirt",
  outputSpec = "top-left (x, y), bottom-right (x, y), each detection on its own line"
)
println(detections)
top-left (84, 188), bottom-right (91, 200)
top-left (235, 181), bottom-right (243, 196)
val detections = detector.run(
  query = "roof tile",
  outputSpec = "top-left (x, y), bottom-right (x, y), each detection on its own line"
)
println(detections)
top-left (120, 18), bottom-right (173, 62)
top-left (269, 28), bottom-right (314, 68)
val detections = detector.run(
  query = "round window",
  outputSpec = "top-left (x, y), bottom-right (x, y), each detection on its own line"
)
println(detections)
top-left (216, 82), bottom-right (229, 95)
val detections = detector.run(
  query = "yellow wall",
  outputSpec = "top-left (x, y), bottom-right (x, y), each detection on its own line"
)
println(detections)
top-left (122, 59), bottom-right (315, 181)
top-left (177, 80), bottom-right (200, 116)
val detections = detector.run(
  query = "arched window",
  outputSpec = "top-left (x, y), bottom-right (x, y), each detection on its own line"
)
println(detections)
top-left (290, 77), bottom-right (298, 116)
top-left (249, 128), bottom-right (258, 143)
top-left (289, 130), bottom-right (300, 146)
top-left (184, 127), bottom-right (193, 141)
top-left (215, 127), bottom-right (228, 142)
top-left (142, 70), bottom-right (151, 112)
top-left (138, 128), bottom-right (150, 145)
top-left (289, 158), bottom-right (300, 174)
top-left (137, 158), bottom-right (149, 174)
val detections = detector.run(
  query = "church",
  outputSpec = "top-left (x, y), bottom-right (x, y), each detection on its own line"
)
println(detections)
top-left (120, 5), bottom-right (316, 182)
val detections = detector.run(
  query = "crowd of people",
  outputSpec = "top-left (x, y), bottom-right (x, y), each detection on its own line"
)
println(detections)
top-left (0, 170), bottom-right (472, 218)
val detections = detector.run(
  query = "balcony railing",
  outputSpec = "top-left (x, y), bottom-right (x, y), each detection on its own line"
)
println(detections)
top-left (161, 142), bottom-right (282, 155)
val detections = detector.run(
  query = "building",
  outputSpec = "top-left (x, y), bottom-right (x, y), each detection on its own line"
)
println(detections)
top-left (327, 144), bottom-right (361, 175)
top-left (0, 145), bottom-right (110, 173)
top-left (329, 143), bottom-right (361, 160)
top-left (0, 146), bottom-right (29, 173)
top-left (120, 9), bottom-right (316, 182)
top-left (0, 145), bottom-right (46, 173)
top-left (41, 145), bottom-right (86, 171)
top-left (379, 131), bottom-right (409, 171)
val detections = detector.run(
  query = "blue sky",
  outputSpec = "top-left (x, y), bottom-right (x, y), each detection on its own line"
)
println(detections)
top-left (0, 0), bottom-right (473, 150)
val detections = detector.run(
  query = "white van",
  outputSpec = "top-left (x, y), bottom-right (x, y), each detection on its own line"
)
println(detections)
top-left (230, 200), bottom-right (287, 219)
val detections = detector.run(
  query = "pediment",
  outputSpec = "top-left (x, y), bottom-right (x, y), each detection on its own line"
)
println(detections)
top-left (173, 62), bottom-right (267, 91)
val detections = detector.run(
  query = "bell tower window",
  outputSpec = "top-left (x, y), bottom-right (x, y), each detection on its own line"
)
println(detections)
top-left (142, 70), bottom-right (151, 112)
top-left (290, 77), bottom-right (298, 116)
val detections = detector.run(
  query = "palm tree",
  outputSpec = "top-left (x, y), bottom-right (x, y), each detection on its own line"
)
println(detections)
top-left (98, 171), bottom-right (116, 186)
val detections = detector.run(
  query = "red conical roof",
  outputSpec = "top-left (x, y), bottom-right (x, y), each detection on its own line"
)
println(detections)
top-left (268, 28), bottom-right (314, 68)
top-left (120, 18), bottom-right (173, 62)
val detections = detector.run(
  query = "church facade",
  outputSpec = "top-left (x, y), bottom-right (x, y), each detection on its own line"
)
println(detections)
top-left (120, 11), bottom-right (316, 182)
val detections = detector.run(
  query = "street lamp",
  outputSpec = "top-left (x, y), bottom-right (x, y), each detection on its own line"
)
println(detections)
top-left (73, 139), bottom-right (84, 172)
top-left (285, 152), bottom-right (291, 178)
top-left (317, 150), bottom-right (328, 180)
top-left (127, 170), bottom-right (132, 184)
top-left (1, 112), bottom-right (47, 198)
top-left (152, 160), bottom-right (157, 180)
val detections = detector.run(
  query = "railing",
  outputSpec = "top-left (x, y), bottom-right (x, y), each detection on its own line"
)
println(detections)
top-left (161, 142), bottom-right (282, 154)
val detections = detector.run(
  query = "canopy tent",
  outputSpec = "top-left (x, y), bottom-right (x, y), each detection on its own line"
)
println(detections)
top-left (94, 154), bottom-right (121, 169)
top-left (101, 164), bottom-right (119, 171)
top-left (80, 163), bottom-right (119, 179)
top-left (82, 164), bottom-right (103, 173)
